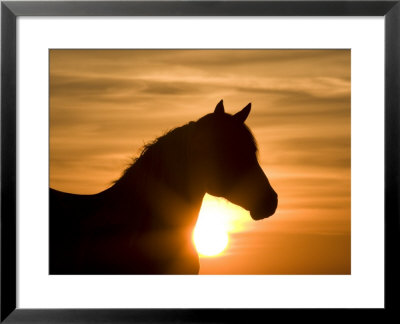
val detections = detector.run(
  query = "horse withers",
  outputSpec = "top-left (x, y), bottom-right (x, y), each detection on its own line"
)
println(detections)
top-left (50, 100), bottom-right (278, 274)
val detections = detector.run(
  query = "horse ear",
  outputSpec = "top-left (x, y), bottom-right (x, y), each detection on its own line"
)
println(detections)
top-left (233, 103), bottom-right (251, 123)
top-left (214, 100), bottom-right (225, 115)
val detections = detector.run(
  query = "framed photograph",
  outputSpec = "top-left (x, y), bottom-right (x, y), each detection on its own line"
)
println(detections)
top-left (1, 0), bottom-right (399, 322)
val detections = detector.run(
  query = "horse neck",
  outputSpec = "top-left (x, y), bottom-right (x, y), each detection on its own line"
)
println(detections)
top-left (111, 123), bottom-right (206, 210)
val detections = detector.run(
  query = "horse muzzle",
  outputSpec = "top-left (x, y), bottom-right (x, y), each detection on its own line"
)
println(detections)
top-left (250, 192), bottom-right (278, 220)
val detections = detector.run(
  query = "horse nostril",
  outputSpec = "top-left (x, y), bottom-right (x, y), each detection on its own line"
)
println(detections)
top-left (269, 192), bottom-right (278, 212)
top-left (271, 191), bottom-right (278, 204)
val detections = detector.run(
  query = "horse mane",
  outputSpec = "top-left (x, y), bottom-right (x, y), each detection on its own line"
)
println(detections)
top-left (114, 121), bottom-right (196, 190)
top-left (112, 114), bottom-right (259, 194)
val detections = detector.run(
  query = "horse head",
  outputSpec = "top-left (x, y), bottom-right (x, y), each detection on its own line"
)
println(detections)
top-left (191, 100), bottom-right (278, 220)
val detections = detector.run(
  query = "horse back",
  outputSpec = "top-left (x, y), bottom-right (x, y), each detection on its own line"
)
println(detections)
top-left (49, 188), bottom-right (98, 273)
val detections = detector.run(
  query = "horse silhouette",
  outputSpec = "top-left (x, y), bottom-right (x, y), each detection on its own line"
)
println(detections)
top-left (50, 100), bottom-right (278, 274)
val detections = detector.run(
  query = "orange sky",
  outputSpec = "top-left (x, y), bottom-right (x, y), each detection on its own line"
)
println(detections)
top-left (50, 49), bottom-right (351, 274)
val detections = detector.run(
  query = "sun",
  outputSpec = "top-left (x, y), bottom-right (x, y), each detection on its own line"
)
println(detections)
top-left (193, 194), bottom-right (251, 257)
top-left (193, 219), bottom-right (229, 257)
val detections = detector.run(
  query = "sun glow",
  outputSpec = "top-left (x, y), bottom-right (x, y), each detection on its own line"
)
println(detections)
top-left (193, 222), bottom-right (229, 257)
top-left (193, 194), bottom-right (251, 257)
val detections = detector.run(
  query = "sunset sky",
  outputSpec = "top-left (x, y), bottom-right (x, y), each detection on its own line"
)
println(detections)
top-left (49, 49), bottom-right (350, 274)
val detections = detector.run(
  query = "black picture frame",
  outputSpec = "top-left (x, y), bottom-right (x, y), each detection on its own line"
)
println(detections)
top-left (1, 0), bottom-right (399, 322)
